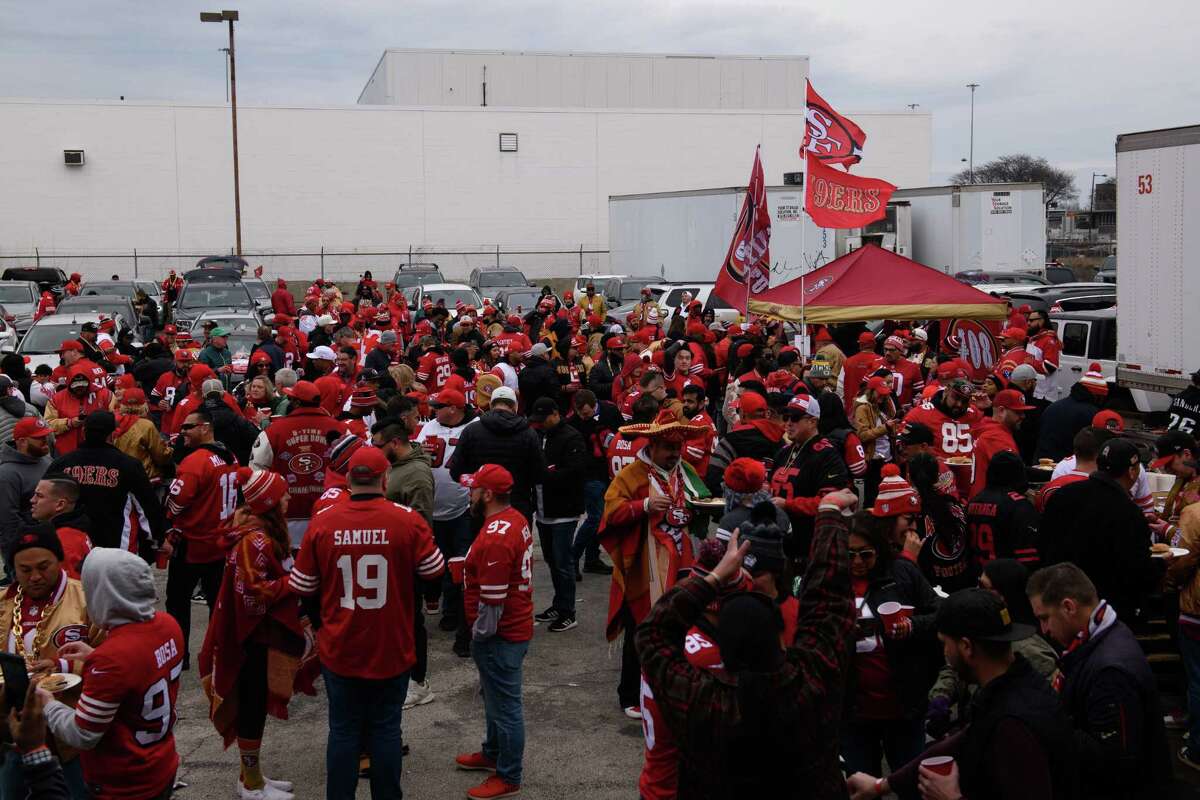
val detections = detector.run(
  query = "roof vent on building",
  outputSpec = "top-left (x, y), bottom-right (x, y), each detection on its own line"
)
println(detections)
top-left (499, 133), bottom-right (518, 152)
top-left (64, 150), bottom-right (85, 166)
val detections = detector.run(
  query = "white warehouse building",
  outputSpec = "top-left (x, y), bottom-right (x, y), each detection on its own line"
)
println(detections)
top-left (0, 49), bottom-right (931, 281)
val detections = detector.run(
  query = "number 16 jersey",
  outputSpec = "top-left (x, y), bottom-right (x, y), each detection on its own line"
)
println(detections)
top-left (464, 506), bottom-right (534, 643)
top-left (290, 495), bottom-right (444, 679)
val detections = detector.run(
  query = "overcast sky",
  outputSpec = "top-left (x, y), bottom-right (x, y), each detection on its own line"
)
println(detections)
top-left (4, 0), bottom-right (1197, 202)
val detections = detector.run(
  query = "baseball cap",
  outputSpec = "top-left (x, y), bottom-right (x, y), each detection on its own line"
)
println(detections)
top-left (784, 394), bottom-right (821, 420)
top-left (459, 464), bottom-right (514, 493)
top-left (1000, 327), bottom-right (1027, 342)
top-left (84, 410), bottom-right (117, 436)
top-left (528, 396), bottom-right (559, 422)
top-left (1092, 409), bottom-right (1125, 432)
top-left (174, 349), bottom-right (194, 363)
top-left (1009, 363), bottom-right (1039, 384)
top-left (1097, 437), bottom-right (1140, 475)
top-left (866, 376), bottom-right (892, 396)
top-left (992, 389), bottom-right (1034, 412)
top-left (430, 388), bottom-right (466, 409)
top-left (163, 324), bottom-right (177, 335)
top-left (209, 327), bottom-right (229, 338)
top-left (13, 417), bottom-right (52, 440)
top-left (899, 421), bottom-right (935, 447)
top-left (945, 377), bottom-right (974, 399)
top-left (490, 386), bottom-right (518, 407)
top-left (605, 336), bottom-right (627, 351)
top-left (936, 588), bottom-right (1034, 642)
top-left (733, 391), bottom-right (767, 416)
top-left (80, 322), bottom-right (98, 333)
top-left (529, 343), bottom-right (550, 358)
top-left (307, 345), bottom-right (337, 361)
top-left (1151, 431), bottom-right (1197, 470)
top-left (59, 340), bottom-right (83, 353)
top-left (348, 447), bottom-right (390, 481)
top-left (857, 331), bottom-right (876, 346)
top-left (281, 380), bottom-right (321, 404)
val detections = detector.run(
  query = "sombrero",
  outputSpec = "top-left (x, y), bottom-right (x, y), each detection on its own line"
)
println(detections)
top-left (618, 409), bottom-right (709, 443)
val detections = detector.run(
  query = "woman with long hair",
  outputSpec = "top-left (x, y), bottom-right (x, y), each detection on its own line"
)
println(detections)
top-left (840, 508), bottom-right (942, 779)
top-left (241, 375), bottom-right (285, 429)
top-left (199, 468), bottom-right (307, 800)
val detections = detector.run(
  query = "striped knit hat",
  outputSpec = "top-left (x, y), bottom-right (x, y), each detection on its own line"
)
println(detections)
top-left (871, 464), bottom-right (921, 517)
top-left (1080, 362), bottom-right (1108, 396)
top-left (237, 467), bottom-right (287, 514)
top-left (327, 432), bottom-right (365, 475)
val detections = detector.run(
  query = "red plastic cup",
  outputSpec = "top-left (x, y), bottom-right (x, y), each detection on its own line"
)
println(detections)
top-left (946, 458), bottom-right (974, 499)
top-left (448, 557), bottom-right (466, 585)
top-left (921, 756), bottom-right (955, 776)
top-left (155, 547), bottom-right (170, 569)
top-left (877, 601), bottom-right (905, 628)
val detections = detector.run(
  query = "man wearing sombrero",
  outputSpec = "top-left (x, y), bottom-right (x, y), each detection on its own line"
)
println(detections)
top-left (599, 409), bottom-right (709, 719)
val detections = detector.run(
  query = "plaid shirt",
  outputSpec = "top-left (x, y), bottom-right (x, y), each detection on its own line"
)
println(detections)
top-left (635, 509), bottom-right (854, 800)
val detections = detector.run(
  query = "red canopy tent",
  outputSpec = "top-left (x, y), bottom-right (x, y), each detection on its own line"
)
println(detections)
top-left (748, 244), bottom-right (1008, 323)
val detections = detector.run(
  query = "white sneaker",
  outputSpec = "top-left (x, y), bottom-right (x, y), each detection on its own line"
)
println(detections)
top-left (623, 705), bottom-right (643, 720)
top-left (403, 679), bottom-right (436, 709)
top-left (264, 777), bottom-right (293, 793)
top-left (237, 779), bottom-right (294, 800)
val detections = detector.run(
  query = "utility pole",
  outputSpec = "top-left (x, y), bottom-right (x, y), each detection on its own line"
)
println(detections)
top-left (201, 10), bottom-right (242, 256)
top-left (966, 83), bottom-right (980, 184)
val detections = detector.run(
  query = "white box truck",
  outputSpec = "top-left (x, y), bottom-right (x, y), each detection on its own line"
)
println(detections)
top-left (1115, 124), bottom-right (1200, 404)
top-left (893, 182), bottom-right (1046, 275)
top-left (608, 186), bottom-right (836, 287)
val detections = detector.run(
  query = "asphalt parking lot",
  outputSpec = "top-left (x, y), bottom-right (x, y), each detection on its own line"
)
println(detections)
top-left (166, 547), bottom-right (644, 799)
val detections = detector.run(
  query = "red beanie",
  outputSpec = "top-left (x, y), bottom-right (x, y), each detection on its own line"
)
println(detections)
top-left (723, 457), bottom-right (766, 494)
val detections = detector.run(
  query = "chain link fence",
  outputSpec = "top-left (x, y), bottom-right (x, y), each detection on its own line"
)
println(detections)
top-left (0, 246), bottom-right (612, 286)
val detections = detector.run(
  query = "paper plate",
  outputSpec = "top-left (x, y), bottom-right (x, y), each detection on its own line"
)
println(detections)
top-left (1151, 547), bottom-right (1190, 559)
top-left (38, 673), bottom-right (81, 694)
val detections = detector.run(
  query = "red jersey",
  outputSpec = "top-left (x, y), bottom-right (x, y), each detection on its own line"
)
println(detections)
top-left (416, 350), bottom-right (452, 392)
top-left (493, 332), bottom-right (532, 360)
top-left (1026, 329), bottom-right (1061, 373)
top-left (75, 612), bottom-right (185, 800)
top-left (682, 411), bottom-right (717, 476)
top-left (842, 351), bottom-right (884, 412)
top-left (968, 418), bottom-right (1019, 500)
top-left (607, 435), bottom-right (649, 480)
top-left (289, 495), bottom-right (444, 679)
top-left (75, 358), bottom-right (110, 393)
top-left (166, 446), bottom-right (239, 563)
top-left (312, 485), bottom-right (351, 513)
top-left (463, 507), bottom-right (534, 643)
top-left (883, 357), bottom-right (924, 408)
top-left (48, 386), bottom-right (114, 455)
top-left (254, 408), bottom-right (347, 519)
top-left (904, 400), bottom-right (981, 462)
top-left (1036, 470), bottom-right (1088, 513)
top-left (150, 370), bottom-right (189, 433)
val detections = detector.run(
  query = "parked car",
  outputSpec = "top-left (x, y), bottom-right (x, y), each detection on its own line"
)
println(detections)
top-left (174, 274), bottom-right (258, 330)
top-left (493, 287), bottom-right (551, 316)
top-left (16, 313), bottom-right (136, 374)
top-left (391, 263), bottom-right (446, 294)
top-left (604, 276), bottom-right (660, 307)
top-left (469, 266), bottom-right (531, 302)
top-left (187, 311), bottom-right (262, 338)
top-left (573, 274), bottom-right (625, 296)
top-left (1000, 283), bottom-right (1115, 316)
top-left (80, 279), bottom-right (163, 302)
top-left (956, 270), bottom-right (1052, 286)
top-left (0, 305), bottom-right (16, 351)
top-left (407, 283), bottom-right (483, 319)
top-left (648, 282), bottom-right (741, 326)
top-left (1096, 255), bottom-right (1117, 284)
top-left (0, 280), bottom-right (41, 333)
top-left (1016, 263), bottom-right (1075, 284)
top-left (243, 278), bottom-right (273, 315)
top-left (56, 294), bottom-right (140, 332)
top-left (1047, 307), bottom-right (1167, 413)
top-left (0, 267), bottom-right (67, 301)
top-left (196, 255), bottom-right (248, 274)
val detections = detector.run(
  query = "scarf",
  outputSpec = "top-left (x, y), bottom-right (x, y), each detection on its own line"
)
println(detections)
top-left (1053, 600), bottom-right (1116, 692)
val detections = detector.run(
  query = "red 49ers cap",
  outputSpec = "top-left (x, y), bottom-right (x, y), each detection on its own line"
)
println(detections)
top-left (12, 417), bottom-right (51, 440)
top-left (281, 380), bottom-right (321, 403)
top-left (992, 389), bottom-right (1034, 411)
top-left (59, 340), bottom-right (83, 353)
top-left (459, 464), bottom-right (514, 493)
top-left (348, 447), bottom-right (390, 480)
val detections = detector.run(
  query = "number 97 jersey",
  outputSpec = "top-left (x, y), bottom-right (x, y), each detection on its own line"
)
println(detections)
top-left (464, 507), bottom-right (534, 643)
top-left (904, 401), bottom-right (981, 461)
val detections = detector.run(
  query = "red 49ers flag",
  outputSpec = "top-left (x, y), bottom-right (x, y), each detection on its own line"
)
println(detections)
top-left (804, 153), bottom-right (897, 229)
top-left (714, 147), bottom-right (772, 310)
top-left (802, 80), bottom-right (866, 167)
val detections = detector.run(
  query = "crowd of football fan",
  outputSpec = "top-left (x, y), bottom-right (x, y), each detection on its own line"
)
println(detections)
top-left (1, 273), bottom-right (1199, 800)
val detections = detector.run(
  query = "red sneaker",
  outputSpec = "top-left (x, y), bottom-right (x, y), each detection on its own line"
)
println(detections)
top-left (455, 752), bottom-right (497, 772)
top-left (466, 775), bottom-right (520, 799)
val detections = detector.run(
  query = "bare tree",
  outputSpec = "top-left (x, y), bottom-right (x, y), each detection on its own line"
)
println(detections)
top-left (950, 154), bottom-right (1077, 208)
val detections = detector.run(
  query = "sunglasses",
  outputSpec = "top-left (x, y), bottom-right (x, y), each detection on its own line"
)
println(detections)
top-left (848, 548), bottom-right (877, 561)
top-left (178, 422), bottom-right (209, 432)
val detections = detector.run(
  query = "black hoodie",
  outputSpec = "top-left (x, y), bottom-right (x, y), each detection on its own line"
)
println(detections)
top-left (1035, 382), bottom-right (1100, 462)
top-left (447, 409), bottom-right (546, 519)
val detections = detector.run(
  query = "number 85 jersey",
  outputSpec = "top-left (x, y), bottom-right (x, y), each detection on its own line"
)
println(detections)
top-left (464, 507), bottom-right (534, 643)
top-left (290, 496), bottom-right (445, 679)
top-left (903, 398), bottom-right (983, 461)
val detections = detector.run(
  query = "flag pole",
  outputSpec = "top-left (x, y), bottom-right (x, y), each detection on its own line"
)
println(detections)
top-left (744, 144), bottom-right (759, 322)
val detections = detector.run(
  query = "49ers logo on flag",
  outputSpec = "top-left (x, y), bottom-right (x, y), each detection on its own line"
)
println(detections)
top-left (802, 81), bottom-right (866, 167)
top-left (944, 319), bottom-right (1001, 381)
top-left (713, 146), bottom-right (772, 309)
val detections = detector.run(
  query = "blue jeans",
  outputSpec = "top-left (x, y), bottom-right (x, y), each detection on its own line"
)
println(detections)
top-left (322, 666), bottom-right (410, 800)
top-left (473, 637), bottom-right (529, 785)
top-left (433, 512), bottom-right (474, 620)
top-left (573, 479), bottom-right (606, 565)
top-left (839, 716), bottom-right (926, 777)
top-left (1181, 633), bottom-right (1200, 749)
top-left (537, 520), bottom-right (578, 616)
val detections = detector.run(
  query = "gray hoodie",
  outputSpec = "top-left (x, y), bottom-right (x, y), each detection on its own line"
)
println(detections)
top-left (0, 441), bottom-right (48, 555)
top-left (44, 548), bottom-right (158, 750)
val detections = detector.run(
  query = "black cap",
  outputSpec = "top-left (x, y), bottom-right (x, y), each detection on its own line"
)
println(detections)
top-left (84, 409), bottom-right (117, 435)
top-left (528, 396), bottom-right (559, 422)
top-left (899, 421), bottom-right (935, 447)
top-left (8, 522), bottom-right (64, 563)
top-left (80, 322), bottom-right (98, 333)
top-left (936, 587), bottom-right (1034, 642)
top-left (1152, 431), bottom-right (1198, 469)
top-left (357, 368), bottom-right (382, 383)
top-left (1097, 437), bottom-right (1140, 475)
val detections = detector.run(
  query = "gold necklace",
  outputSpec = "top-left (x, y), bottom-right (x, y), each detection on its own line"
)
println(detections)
top-left (12, 584), bottom-right (63, 659)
